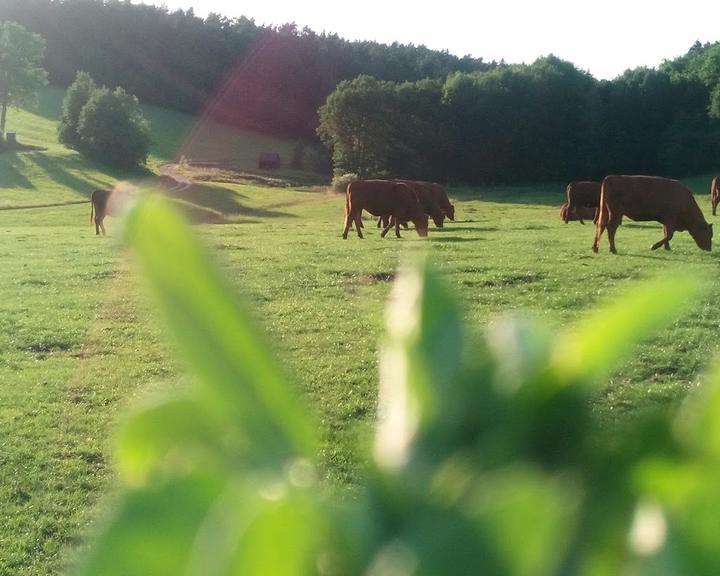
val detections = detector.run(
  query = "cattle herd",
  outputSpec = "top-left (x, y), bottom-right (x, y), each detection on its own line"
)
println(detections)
top-left (342, 179), bottom-right (454, 240)
top-left (561, 175), bottom-right (718, 253)
top-left (92, 173), bottom-right (720, 254)
top-left (340, 174), bottom-right (720, 254)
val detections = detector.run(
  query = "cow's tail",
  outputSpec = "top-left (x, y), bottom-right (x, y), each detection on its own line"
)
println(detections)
top-left (90, 191), bottom-right (95, 224)
top-left (593, 180), bottom-right (608, 252)
top-left (344, 186), bottom-right (350, 225)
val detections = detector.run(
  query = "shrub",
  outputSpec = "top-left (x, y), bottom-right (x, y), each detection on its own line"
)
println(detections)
top-left (76, 87), bottom-right (150, 168)
top-left (331, 172), bottom-right (358, 193)
top-left (74, 194), bottom-right (720, 576)
top-left (58, 73), bottom-right (151, 169)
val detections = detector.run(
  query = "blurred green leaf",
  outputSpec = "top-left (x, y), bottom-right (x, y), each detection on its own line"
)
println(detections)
top-left (124, 194), bottom-right (317, 468)
top-left (75, 472), bottom-right (227, 576)
top-left (466, 466), bottom-right (580, 576)
top-left (115, 396), bottom-right (236, 485)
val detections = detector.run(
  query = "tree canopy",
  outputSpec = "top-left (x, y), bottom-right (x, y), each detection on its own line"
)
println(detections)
top-left (59, 71), bottom-right (151, 168)
top-left (319, 51), bottom-right (720, 184)
top-left (0, 20), bottom-right (47, 137)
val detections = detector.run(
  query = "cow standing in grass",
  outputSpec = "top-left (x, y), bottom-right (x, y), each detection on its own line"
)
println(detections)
top-left (428, 182), bottom-right (455, 221)
top-left (376, 180), bottom-right (445, 229)
top-left (343, 180), bottom-right (428, 239)
top-left (90, 187), bottom-right (129, 236)
top-left (564, 181), bottom-right (600, 224)
top-left (592, 175), bottom-right (712, 253)
top-left (711, 176), bottom-right (720, 216)
top-left (377, 180), bottom-right (454, 229)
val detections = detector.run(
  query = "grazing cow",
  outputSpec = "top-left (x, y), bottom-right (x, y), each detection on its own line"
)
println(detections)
top-left (592, 175), bottom-right (712, 254)
top-left (376, 180), bottom-right (445, 229)
top-left (428, 182), bottom-right (455, 221)
top-left (564, 181), bottom-right (600, 224)
top-left (377, 180), bottom-right (454, 229)
top-left (560, 202), bottom-right (597, 224)
top-left (90, 187), bottom-right (129, 235)
top-left (343, 180), bottom-right (429, 239)
top-left (711, 176), bottom-right (720, 216)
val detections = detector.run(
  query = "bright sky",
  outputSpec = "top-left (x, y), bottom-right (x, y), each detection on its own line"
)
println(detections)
top-left (149, 0), bottom-right (720, 80)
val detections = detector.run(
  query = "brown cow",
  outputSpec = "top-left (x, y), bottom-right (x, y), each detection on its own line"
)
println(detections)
top-left (560, 202), bottom-right (597, 224)
top-left (90, 187), bottom-right (131, 235)
top-left (592, 175), bottom-right (712, 254)
top-left (711, 176), bottom-right (720, 216)
top-left (343, 180), bottom-right (429, 239)
top-left (376, 180), bottom-right (445, 229)
top-left (564, 181), bottom-right (600, 224)
top-left (377, 180), bottom-right (454, 228)
top-left (428, 182), bottom-right (455, 221)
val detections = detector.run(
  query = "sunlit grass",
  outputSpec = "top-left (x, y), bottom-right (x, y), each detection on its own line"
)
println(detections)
top-left (2, 89), bottom-right (720, 574)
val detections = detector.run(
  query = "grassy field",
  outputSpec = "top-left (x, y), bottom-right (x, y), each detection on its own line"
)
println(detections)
top-left (2, 90), bottom-right (720, 574)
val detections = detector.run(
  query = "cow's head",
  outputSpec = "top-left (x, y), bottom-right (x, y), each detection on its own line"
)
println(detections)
top-left (445, 203), bottom-right (455, 221)
top-left (692, 222), bottom-right (713, 251)
top-left (413, 212), bottom-right (429, 237)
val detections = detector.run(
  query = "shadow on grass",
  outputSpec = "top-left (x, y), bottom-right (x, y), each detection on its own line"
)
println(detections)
top-left (30, 152), bottom-right (156, 198)
top-left (0, 152), bottom-right (35, 189)
top-left (438, 225), bottom-right (499, 233)
top-left (29, 153), bottom-right (113, 196)
top-left (167, 183), bottom-right (293, 219)
top-left (430, 236), bottom-right (482, 243)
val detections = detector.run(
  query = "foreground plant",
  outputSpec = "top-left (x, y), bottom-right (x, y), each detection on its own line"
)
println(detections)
top-left (75, 194), bottom-right (720, 575)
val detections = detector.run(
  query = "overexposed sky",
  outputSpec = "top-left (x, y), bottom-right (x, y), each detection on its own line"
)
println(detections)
top-left (147, 0), bottom-right (720, 80)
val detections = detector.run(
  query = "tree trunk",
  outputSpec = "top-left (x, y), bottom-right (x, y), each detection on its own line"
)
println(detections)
top-left (0, 99), bottom-right (6, 140)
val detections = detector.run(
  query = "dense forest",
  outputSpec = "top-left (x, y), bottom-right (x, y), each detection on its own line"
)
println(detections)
top-left (0, 0), bottom-right (490, 136)
top-left (319, 53), bottom-right (720, 183)
top-left (2, 0), bottom-right (720, 183)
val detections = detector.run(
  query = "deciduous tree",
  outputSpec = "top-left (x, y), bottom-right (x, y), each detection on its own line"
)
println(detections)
top-left (0, 20), bottom-right (47, 138)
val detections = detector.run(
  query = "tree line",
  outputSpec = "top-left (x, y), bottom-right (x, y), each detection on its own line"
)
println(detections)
top-left (319, 50), bottom-right (720, 184)
top-left (2, 0), bottom-right (720, 183)
top-left (0, 0), bottom-right (490, 137)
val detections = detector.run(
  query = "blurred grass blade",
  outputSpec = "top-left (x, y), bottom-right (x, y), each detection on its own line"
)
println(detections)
top-left (376, 259), bottom-right (464, 469)
top-left (551, 275), bottom-right (702, 386)
top-left (125, 194), bottom-right (316, 464)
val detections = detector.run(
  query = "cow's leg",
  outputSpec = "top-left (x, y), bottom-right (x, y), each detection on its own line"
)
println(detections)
top-left (380, 219), bottom-right (394, 238)
top-left (342, 207), bottom-right (355, 239)
top-left (652, 225), bottom-right (674, 251)
top-left (354, 212), bottom-right (364, 239)
top-left (342, 216), bottom-right (351, 239)
top-left (95, 216), bottom-right (106, 236)
top-left (592, 207), bottom-right (608, 253)
top-left (606, 213), bottom-right (622, 254)
top-left (377, 217), bottom-right (382, 228)
top-left (713, 198), bottom-right (718, 217)
top-left (395, 217), bottom-right (402, 238)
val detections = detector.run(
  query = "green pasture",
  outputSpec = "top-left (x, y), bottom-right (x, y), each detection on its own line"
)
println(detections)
top-left (2, 91), bottom-right (720, 574)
